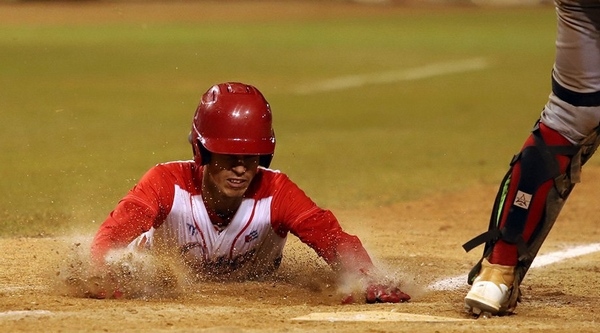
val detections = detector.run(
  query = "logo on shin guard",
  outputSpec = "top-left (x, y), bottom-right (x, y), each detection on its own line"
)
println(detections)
top-left (514, 191), bottom-right (532, 210)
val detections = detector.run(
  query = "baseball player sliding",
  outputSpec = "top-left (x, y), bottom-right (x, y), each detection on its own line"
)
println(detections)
top-left (90, 82), bottom-right (410, 303)
top-left (463, 0), bottom-right (600, 317)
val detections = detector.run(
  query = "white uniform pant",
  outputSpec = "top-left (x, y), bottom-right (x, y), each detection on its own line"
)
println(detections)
top-left (541, 0), bottom-right (600, 143)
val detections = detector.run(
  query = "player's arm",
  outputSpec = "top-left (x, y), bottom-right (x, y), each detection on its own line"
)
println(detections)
top-left (267, 175), bottom-right (365, 268)
top-left (288, 206), bottom-right (374, 274)
top-left (90, 165), bottom-right (174, 264)
top-left (270, 175), bottom-right (410, 303)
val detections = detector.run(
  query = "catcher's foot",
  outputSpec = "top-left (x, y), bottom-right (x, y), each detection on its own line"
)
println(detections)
top-left (464, 258), bottom-right (515, 316)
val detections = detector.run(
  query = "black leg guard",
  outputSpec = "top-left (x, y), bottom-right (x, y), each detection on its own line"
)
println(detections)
top-left (463, 121), bottom-right (600, 306)
top-left (516, 122), bottom-right (600, 271)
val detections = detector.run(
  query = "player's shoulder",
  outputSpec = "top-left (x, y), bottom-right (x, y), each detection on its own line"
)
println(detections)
top-left (143, 160), bottom-right (196, 186)
top-left (154, 160), bottom-right (195, 173)
top-left (247, 167), bottom-right (292, 197)
top-left (257, 167), bottom-right (291, 183)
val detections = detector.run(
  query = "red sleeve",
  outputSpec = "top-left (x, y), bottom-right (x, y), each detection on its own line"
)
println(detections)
top-left (270, 174), bottom-right (374, 275)
top-left (90, 164), bottom-right (176, 262)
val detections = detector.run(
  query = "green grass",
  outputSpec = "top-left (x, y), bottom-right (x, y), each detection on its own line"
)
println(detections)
top-left (0, 5), bottom-right (568, 236)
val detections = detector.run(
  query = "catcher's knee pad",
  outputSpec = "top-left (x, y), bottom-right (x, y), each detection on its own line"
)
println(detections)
top-left (463, 120), bottom-right (600, 286)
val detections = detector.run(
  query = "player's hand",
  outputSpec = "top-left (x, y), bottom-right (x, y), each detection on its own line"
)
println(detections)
top-left (339, 267), bottom-right (411, 304)
top-left (81, 274), bottom-right (124, 299)
top-left (365, 284), bottom-right (410, 303)
top-left (340, 284), bottom-right (410, 304)
top-left (339, 272), bottom-right (411, 304)
top-left (85, 287), bottom-right (124, 299)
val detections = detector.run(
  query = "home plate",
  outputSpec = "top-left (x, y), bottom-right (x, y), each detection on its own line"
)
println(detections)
top-left (291, 311), bottom-right (469, 322)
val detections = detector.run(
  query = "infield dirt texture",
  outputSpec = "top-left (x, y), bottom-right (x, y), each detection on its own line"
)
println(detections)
top-left (1, 1), bottom-right (600, 332)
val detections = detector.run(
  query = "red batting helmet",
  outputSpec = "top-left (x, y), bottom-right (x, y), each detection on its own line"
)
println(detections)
top-left (189, 82), bottom-right (276, 167)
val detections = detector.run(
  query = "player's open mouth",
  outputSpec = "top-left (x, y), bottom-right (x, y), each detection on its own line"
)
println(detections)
top-left (227, 178), bottom-right (246, 188)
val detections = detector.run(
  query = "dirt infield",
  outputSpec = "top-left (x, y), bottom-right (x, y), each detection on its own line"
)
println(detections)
top-left (2, 164), bottom-right (600, 332)
top-left (1, 2), bottom-right (599, 332)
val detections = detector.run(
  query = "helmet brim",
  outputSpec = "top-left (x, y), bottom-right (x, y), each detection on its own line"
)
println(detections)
top-left (201, 136), bottom-right (275, 156)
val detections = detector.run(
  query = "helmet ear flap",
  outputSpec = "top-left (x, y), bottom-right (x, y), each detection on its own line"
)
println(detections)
top-left (259, 155), bottom-right (273, 168)
top-left (199, 143), bottom-right (211, 165)
top-left (190, 135), bottom-right (211, 166)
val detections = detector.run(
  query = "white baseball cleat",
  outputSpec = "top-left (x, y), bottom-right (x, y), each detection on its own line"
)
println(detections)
top-left (464, 258), bottom-right (515, 316)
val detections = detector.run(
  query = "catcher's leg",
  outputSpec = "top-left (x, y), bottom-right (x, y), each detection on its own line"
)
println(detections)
top-left (463, 121), bottom-right (600, 316)
top-left (463, 1), bottom-right (600, 316)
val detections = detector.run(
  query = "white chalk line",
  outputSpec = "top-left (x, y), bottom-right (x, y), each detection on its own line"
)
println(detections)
top-left (428, 243), bottom-right (600, 291)
top-left (0, 310), bottom-right (54, 320)
top-left (0, 285), bottom-right (47, 293)
top-left (292, 57), bottom-right (489, 95)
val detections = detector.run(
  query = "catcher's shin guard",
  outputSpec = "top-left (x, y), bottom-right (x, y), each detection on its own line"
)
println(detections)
top-left (463, 120), bottom-right (600, 312)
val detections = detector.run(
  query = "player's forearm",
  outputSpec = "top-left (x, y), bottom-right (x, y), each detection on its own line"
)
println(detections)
top-left (90, 201), bottom-right (157, 263)
top-left (334, 236), bottom-right (375, 273)
top-left (90, 223), bottom-right (135, 264)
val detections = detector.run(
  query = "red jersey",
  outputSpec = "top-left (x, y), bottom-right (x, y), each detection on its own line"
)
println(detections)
top-left (91, 161), bottom-right (374, 278)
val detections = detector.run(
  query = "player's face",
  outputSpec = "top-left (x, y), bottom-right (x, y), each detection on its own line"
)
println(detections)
top-left (204, 153), bottom-right (260, 199)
